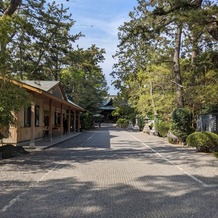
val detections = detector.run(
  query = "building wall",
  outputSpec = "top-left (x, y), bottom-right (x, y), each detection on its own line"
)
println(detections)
top-left (3, 96), bottom-right (45, 144)
top-left (2, 127), bottom-right (18, 144)
top-left (2, 90), bottom-right (81, 145)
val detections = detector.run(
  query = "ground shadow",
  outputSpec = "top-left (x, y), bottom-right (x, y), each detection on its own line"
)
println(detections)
top-left (0, 175), bottom-right (217, 218)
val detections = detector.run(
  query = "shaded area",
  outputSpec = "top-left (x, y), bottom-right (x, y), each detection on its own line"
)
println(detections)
top-left (2, 143), bottom-right (217, 186)
top-left (1, 128), bottom-right (217, 183)
top-left (0, 144), bottom-right (29, 159)
top-left (0, 175), bottom-right (217, 218)
top-left (0, 127), bottom-right (218, 217)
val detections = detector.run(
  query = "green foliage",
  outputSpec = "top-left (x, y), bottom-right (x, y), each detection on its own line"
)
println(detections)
top-left (8, 1), bottom-right (82, 80)
top-left (116, 118), bottom-right (129, 128)
top-left (214, 152), bottom-right (218, 158)
top-left (111, 0), bottom-right (218, 119)
top-left (155, 119), bottom-right (170, 137)
top-left (0, 16), bottom-right (14, 74)
top-left (0, 0), bottom-right (22, 17)
top-left (182, 51), bottom-right (218, 115)
top-left (1, 1), bottom-right (108, 121)
top-left (168, 137), bottom-right (175, 144)
top-left (81, 112), bottom-right (94, 130)
top-left (112, 95), bottom-right (136, 122)
top-left (137, 115), bottom-right (145, 131)
top-left (135, 66), bottom-right (176, 118)
top-left (171, 108), bottom-right (195, 142)
top-left (0, 79), bottom-right (30, 139)
top-left (187, 132), bottom-right (218, 152)
top-left (60, 45), bottom-right (108, 114)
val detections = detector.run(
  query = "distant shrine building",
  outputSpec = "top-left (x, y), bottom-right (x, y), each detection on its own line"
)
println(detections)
top-left (99, 95), bottom-right (116, 123)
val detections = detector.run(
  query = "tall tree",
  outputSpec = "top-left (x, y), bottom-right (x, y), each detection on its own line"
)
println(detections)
top-left (0, 0), bottom-right (83, 134)
top-left (7, 1), bottom-right (82, 80)
top-left (173, 24), bottom-right (184, 108)
top-left (0, 78), bottom-right (30, 139)
top-left (112, 0), bottom-right (218, 120)
top-left (60, 45), bottom-right (108, 113)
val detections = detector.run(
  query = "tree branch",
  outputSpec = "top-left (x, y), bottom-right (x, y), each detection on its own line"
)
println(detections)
top-left (153, 0), bottom-right (203, 16)
top-left (3, 0), bottom-right (22, 17)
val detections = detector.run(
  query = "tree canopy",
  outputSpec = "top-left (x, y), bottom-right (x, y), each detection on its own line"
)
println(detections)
top-left (0, 0), bottom-right (108, 133)
top-left (111, 0), bottom-right (218, 122)
top-left (60, 45), bottom-right (108, 114)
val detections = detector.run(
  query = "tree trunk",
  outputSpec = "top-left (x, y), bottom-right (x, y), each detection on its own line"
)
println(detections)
top-left (3, 0), bottom-right (22, 17)
top-left (191, 34), bottom-right (199, 67)
top-left (149, 81), bottom-right (157, 116)
top-left (173, 24), bottom-right (184, 108)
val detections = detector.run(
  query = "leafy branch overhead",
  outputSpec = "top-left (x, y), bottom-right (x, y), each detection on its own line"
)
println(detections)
top-left (0, 0), bottom-right (108, 132)
top-left (112, 0), bottom-right (218, 122)
top-left (152, 0), bottom-right (218, 40)
top-left (1, 0), bottom-right (22, 17)
top-left (1, 0), bottom-right (72, 17)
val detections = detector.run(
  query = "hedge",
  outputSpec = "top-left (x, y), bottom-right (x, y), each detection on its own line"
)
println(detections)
top-left (187, 131), bottom-right (218, 152)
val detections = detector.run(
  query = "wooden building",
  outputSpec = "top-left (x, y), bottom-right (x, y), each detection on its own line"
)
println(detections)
top-left (99, 96), bottom-right (116, 123)
top-left (2, 80), bottom-right (84, 147)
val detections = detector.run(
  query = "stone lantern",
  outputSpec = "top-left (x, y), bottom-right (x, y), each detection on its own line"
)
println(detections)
top-left (143, 116), bottom-right (151, 134)
top-left (127, 120), bottom-right (134, 130)
top-left (133, 117), bottom-right (140, 131)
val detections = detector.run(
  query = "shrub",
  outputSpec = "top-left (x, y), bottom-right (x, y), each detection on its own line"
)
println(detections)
top-left (214, 152), bottom-right (218, 158)
top-left (171, 108), bottom-right (194, 143)
top-left (187, 132), bottom-right (218, 152)
top-left (0, 144), bottom-right (29, 159)
top-left (137, 115), bottom-right (145, 131)
top-left (155, 120), bottom-right (170, 137)
top-left (116, 118), bottom-right (129, 128)
top-left (81, 112), bottom-right (94, 130)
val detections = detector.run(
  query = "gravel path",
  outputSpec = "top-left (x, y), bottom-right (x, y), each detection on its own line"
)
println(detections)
top-left (0, 128), bottom-right (217, 218)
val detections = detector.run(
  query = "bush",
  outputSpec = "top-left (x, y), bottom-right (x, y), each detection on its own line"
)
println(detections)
top-left (81, 112), bottom-right (94, 130)
top-left (187, 132), bottom-right (218, 152)
top-left (171, 108), bottom-right (194, 143)
top-left (155, 120), bottom-right (170, 137)
top-left (214, 152), bottom-right (218, 158)
top-left (137, 115), bottom-right (145, 131)
top-left (0, 144), bottom-right (29, 159)
top-left (116, 118), bottom-right (129, 128)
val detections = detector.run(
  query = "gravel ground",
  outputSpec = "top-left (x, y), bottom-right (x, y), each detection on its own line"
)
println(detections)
top-left (0, 128), bottom-right (217, 218)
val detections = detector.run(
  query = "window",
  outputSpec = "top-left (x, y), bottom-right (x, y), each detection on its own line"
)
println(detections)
top-left (54, 112), bottom-right (60, 126)
top-left (24, 105), bottom-right (40, 127)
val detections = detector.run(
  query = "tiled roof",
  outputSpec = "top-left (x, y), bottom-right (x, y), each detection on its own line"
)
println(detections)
top-left (67, 98), bottom-right (85, 111)
top-left (21, 80), bottom-right (59, 92)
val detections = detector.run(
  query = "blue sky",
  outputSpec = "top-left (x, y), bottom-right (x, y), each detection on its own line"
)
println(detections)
top-left (60, 0), bottom-right (138, 95)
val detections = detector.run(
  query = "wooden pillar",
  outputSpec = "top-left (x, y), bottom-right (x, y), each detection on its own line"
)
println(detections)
top-left (68, 107), bottom-right (71, 134)
top-left (74, 110), bottom-right (76, 133)
top-left (60, 104), bottom-right (63, 137)
top-left (49, 99), bottom-right (53, 142)
top-left (29, 99), bottom-right (36, 148)
top-left (78, 111), bottom-right (81, 132)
